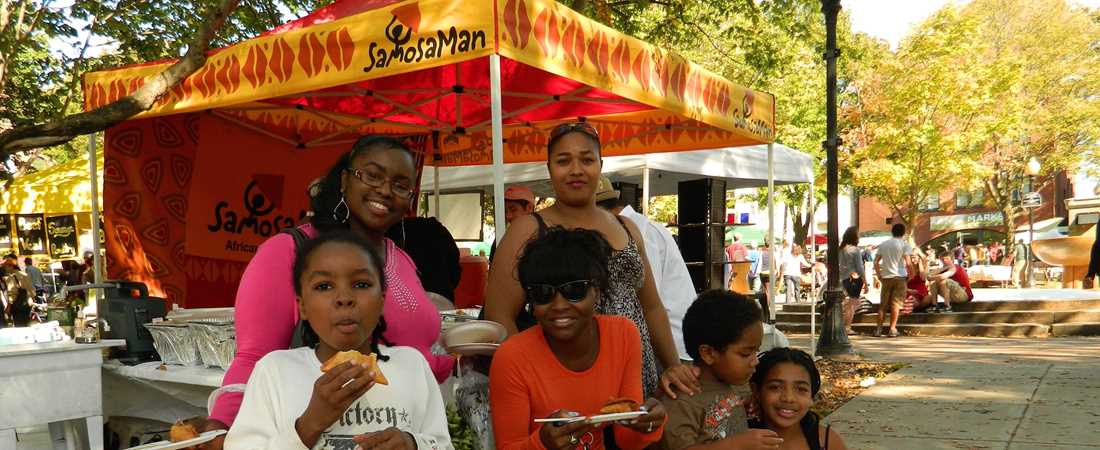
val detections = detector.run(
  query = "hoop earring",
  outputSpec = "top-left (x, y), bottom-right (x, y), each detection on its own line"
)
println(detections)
top-left (333, 196), bottom-right (350, 224)
top-left (401, 219), bottom-right (407, 246)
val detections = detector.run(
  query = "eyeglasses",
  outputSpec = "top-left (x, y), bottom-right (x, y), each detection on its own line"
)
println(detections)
top-left (525, 280), bottom-right (594, 305)
top-left (549, 121), bottom-right (600, 143)
top-left (348, 167), bottom-right (414, 199)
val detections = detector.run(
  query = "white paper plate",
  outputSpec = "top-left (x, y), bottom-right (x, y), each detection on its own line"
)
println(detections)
top-left (586, 411), bottom-right (648, 425)
top-left (446, 342), bottom-right (500, 356)
top-left (533, 416), bottom-right (588, 424)
top-left (126, 429), bottom-right (227, 450)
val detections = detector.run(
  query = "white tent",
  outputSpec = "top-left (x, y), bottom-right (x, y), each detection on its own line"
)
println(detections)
top-left (420, 144), bottom-right (815, 197)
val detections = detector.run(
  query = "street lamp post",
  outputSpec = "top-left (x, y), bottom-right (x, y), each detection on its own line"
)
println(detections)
top-left (1025, 157), bottom-right (1041, 288)
top-left (816, 0), bottom-right (853, 357)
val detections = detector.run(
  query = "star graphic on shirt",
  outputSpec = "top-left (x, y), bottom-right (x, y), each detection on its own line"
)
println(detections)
top-left (400, 409), bottom-right (410, 424)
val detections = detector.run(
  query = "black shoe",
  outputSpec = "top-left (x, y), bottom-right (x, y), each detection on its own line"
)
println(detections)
top-left (940, 304), bottom-right (953, 313)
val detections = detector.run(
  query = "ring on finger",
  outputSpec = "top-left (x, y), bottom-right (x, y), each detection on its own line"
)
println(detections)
top-left (340, 378), bottom-right (356, 389)
top-left (569, 433), bottom-right (578, 444)
top-left (646, 422), bottom-right (653, 432)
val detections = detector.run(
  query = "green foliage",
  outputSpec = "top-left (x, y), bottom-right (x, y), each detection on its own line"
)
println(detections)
top-left (445, 404), bottom-right (476, 450)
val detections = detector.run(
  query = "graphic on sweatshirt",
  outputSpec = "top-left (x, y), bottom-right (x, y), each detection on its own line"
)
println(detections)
top-left (702, 393), bottom-right (744, 440)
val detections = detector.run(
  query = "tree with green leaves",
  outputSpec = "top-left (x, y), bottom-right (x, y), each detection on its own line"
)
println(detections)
top-left (843, 5), bottom-right (987, 236)
top-left (959, 0), bottom-right (1100, 245)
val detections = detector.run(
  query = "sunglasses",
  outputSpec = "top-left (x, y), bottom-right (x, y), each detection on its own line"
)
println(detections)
top-left (525, 280), bottom-right (595, 305)
top-left (549, 121), bottom-right (600, 143)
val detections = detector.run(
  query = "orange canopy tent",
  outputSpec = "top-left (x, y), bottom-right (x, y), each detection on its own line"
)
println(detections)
top-left (84, 0), bottom-right (776, 307)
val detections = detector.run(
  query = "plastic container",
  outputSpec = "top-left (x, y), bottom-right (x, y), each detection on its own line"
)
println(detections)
top-left (455, 255), bottom-right (489, 308)
top-left (144, 322), bottom-right (201, 366)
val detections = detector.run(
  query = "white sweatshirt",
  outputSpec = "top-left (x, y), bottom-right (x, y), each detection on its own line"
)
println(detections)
top-left (224, 345), bottom-right (453, 450)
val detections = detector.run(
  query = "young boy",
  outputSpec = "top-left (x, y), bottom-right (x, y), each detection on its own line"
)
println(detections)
top-left (659, 290), bottom-right (784, 450)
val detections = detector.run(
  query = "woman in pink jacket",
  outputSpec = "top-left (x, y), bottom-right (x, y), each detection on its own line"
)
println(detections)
top-left (203, 136), bottom-right (453, 445)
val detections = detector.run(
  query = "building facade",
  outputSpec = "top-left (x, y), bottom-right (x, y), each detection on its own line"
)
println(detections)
top-left (857, 172), bottom-right (1073, 247)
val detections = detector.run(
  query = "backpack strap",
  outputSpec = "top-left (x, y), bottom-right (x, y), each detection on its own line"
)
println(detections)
top-left (824, 423), bottom-right (832, 450)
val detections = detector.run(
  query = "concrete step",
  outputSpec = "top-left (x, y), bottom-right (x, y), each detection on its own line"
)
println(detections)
top-left (779, 299), bottom-right (1100, 313)
top-left (780, 311), bottom-right (1061, 325)
top-left (1051, 322), bottom-right (1100, 336)
top-left (775, 322), bottom-right (1051, 338)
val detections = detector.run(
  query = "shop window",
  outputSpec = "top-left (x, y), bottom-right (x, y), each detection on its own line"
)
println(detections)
top-left (919, 192), bottom-right (940, 212)
top-left (955, 189), bottom-right (985, 209)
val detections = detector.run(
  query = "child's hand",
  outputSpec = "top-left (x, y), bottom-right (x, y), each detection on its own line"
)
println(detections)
top-left (296, 361), bottom-right (377, 446)
top-left (538, 410), bottom-right (595, 450)
top-left (353, 427), bottom-right (416, 449)
top-left (620, 398), bottom-right (665, 434)
top-left (726, 429), bottom-right (783, 450)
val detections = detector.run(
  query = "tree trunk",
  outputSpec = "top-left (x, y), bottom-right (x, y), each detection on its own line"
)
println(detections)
top-left (0, 0), bottom-right (240, 158)
top-left (792, 204), bottom-right (809, 250)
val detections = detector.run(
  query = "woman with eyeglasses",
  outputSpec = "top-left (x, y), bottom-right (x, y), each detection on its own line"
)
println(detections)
top-left (485, 122), bottom-right (700, 400)
top-left (490, 227), bottom-right (667, 450)
top-left (202, 136), bottom-right (453, 447)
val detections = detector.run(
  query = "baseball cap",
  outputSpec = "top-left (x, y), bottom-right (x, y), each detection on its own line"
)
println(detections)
top-left (594, 176), bottom-right (620, 203)
top-left (504, 185), bottom-right (535, 205)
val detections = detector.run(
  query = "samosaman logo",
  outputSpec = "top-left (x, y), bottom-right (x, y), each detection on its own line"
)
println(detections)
top-left (363, 2), bottom-right (487, 74)
top-left (208, 174), bottom-right (306, 253)
top-left (742, 91), bottom-right (754, 119)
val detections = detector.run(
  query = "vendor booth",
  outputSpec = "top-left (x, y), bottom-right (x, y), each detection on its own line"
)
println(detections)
top-left (83, 0), bottom-right (778, 308)
top-left (0, 151), bottom-right (103, 265)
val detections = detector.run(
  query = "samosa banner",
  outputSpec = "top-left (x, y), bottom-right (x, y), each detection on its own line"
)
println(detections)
top-left (183, 115), bottom-right (348, 262)
top-left (496, 0), bottom-right (775, 141)
top-left (83, 0), bottom-right (495, 117)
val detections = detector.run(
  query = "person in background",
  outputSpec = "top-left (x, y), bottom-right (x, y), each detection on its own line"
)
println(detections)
top-left (659, 290), bottom-right (780, 450)
top-left (1012, 239), bottom-right (1031, 288)
top-left (80, 250), bottom-right (95, 284)
top-left (902, 252), bottom-right (928, 316)
top-left (726, 233), bottom-right (749, 263)
top-left (2, 254), bottom-right (33, 327)
top-left (596, 177), bottom-right (695, 362)
top-left (977, 244), bottom-right (988, 266)
top-left (874, 224), bottom-right (912, 337)
top-left (385, 217), bottom-right (461, 303)
top-left (924, 249), bottom-right (974, 312)
top-left (838, 227), bottom-right (866, 336)
top-left (489, 185), bottom-right (537, 263)
top-left (746, 243), bottom-right (762, 292)
top-left (780, 245), bottom-right (811, 304)
top-left (23, 257), bottom-right (45, 298)
top-left (1085, 224), bottom-right (1100, 289)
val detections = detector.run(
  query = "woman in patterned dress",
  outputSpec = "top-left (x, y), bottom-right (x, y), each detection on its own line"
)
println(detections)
top-left (484, 122), bottom-right (699, 399)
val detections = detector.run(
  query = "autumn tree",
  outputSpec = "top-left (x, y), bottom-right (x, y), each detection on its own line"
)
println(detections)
top-left (961, 0), bottom-right (1100, 245)
top-left (843, 5), bottom-right (986, 234)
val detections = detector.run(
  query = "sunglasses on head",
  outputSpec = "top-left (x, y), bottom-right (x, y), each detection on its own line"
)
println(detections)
top-left (525, 279), bottom-right (595, 305)
top-left (549, 121), bottom-right (600, 143)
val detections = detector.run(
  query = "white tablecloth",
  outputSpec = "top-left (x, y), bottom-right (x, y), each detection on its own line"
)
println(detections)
top-left (102, 361), bottom-right (224, 424)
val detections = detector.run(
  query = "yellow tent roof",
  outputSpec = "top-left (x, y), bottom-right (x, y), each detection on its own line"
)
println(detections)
top-left (0, 152), bottom-right (104, 215)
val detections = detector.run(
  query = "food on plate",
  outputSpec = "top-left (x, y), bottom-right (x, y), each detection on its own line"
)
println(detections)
top-left (169, 420), bottom-right (199, 442)
top-left (598, 397), bottom-right (640, 414)
top-left (320, 350), bottom-right (389, 385)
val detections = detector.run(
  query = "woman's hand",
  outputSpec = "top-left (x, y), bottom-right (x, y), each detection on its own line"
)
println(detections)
top-left (619, 398), bottom-right (666, 434)
top-left (659, 363), bottom-right (701, 399)
top-left (353, 427), bottom-right (416, 449)
top-left (296, 361), bottom-right (377, 447)
top-left (538, 410), bottom-right (595, 450)
top-left (197, 419), bottom-right (227, 450)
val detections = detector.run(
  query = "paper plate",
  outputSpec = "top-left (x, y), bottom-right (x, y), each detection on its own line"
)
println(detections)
top-left (126, 430), bottom-right (227, 450)
top-left (586, 411), bottom-right (648, 425)
top-left (442, 320), bottom-right (506, 349)
top-left (446, 342), bottom-right (500, 356)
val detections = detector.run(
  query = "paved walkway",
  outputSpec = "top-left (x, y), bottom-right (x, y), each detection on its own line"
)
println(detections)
top-left (787, 335), bottom-right (1100, 449)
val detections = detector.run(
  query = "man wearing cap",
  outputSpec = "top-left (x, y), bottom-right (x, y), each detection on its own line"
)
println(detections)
top-left (594, 176), bottom-right (695, 361)
top-left (490, 185), bottom-right (537, 263)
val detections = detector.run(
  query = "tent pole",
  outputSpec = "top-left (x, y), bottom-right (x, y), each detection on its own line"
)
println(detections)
top-left (810, 171), bottom-right (817, 357)
top-left (767, 142), bottom-right (776, 348)
top-left (89, 133), bottom-right (102, 285)
top-left (433, 164), bottom-right (441, 218)
top-left (642, 165), bottom-right (651, 216)
top-left (489, 54), bottom-right (507, 243)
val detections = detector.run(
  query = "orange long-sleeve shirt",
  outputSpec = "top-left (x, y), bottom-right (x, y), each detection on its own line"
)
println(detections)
top-left (489, 315), bottom-right (665, 450)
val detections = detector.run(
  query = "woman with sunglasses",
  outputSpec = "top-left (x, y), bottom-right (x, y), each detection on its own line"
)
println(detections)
top-left (490, 227), bottom-right (667, 450)
top-left (485, 122), bottom-right (700, 400)
top-left (202, 136), bottom-right (454, 447)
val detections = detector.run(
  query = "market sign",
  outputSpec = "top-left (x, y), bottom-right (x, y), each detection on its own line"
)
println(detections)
top-left (0, 215), bottom-right (12, 250)
top-left (930, 212), bottom-right (1004, 232)
top-left (16, 214), bottom-right (46, 255)
top-left (46, 215), bottom-right (79, 259)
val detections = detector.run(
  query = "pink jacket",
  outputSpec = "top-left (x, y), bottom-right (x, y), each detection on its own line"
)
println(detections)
top-left (209, 224), bottom-right (454, 427)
